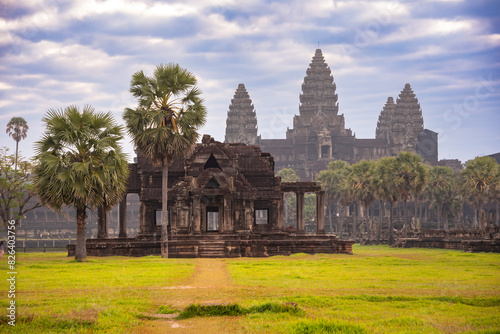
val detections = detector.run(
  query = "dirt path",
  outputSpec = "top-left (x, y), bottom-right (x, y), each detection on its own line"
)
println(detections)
top-left (186, 258), bottom-right (232, 288)
top-left (135, 259), bottom-right (247, 334)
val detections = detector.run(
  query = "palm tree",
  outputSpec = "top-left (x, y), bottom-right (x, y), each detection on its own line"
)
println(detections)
top-left (317, 160), bottom-right (351, 236)
top-left (393, 152), bottom-right (429, 229)
top-left (426, 166), bottom-right (456, 229)
top-left (347, 160), bottom-right (376, 242)
top-left (6, 117), bottom-right (29, 172)
top-left (493, 164), bottom-right (500, 226)
top-left (460, 156), bottom-right (499, 228)
top-left (373, 157), bottom-right (399, 245)
top-left (123, 63), bottom-right (207, 258)
top-left (34, 105), bottom-right (129, 261)
top-left (277, 168), bottom-right (300, 228)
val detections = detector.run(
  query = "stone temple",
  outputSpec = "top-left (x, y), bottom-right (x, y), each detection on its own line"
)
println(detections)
top-left (69, 49), bottom-right (437, 257)
top-left (224, 49), bottom-right (438, 180)
top-left (74, 135), bottom-right (354, 257)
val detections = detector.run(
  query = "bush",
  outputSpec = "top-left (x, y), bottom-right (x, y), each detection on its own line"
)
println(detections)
top-left (290, 319), bottom-right (367, 334)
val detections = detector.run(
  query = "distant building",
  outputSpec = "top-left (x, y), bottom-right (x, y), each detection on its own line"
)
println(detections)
top-left (487, 153), bottom-right (500, 164)
top-left (224, 49), bottom-right (439, 180)
top-left (431, 159), bottom-right (463, 174)
top-left (417, 129), bottom-right (438, 163)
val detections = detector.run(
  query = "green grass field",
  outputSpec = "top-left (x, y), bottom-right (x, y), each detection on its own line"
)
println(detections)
top-left (1, 245), bottom-right (499, 333)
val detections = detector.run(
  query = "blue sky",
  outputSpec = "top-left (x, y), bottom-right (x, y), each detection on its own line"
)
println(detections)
top-left (1, 0), bottom-right (499, 164)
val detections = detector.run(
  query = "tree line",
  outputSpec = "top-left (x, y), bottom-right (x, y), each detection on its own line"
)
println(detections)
top-left (308, 152), bottom-right (499, 244)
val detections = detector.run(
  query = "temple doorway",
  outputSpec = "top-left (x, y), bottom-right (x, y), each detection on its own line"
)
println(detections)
top-left (206, 206), bottom-right (219, 231)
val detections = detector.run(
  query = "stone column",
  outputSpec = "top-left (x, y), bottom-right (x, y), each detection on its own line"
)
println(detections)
top-left (223, 196), bottom-right (232, 233)
top-left (118, 195), bottom-right (127, 238)
top-left (97, 205), bottom-right (108, 239)
top-left (218, 204), bottom-right (224, 234)
top-left (316, 190), bottom-right (325, 234)
top-left (245, 200), bottom-right (254, 230)
top-left (277, 197), bottom-right (284, 229)
top-left (193, 195), bottom-right (201, 234)
top-left (138, 201), bottom-right (147, 236)
top-left (296, 191), bottom-right (305, 234)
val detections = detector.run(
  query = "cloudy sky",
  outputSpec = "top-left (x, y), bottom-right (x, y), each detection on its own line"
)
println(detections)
top-left (1, 0), bottom-right (499, 164)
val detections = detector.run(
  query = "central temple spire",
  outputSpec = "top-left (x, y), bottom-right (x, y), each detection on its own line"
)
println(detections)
top-left (299, 49), bottom-right (339, 116)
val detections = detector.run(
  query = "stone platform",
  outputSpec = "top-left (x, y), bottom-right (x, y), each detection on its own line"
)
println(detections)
top-left (393, 236), bottom-right (500, 253)
top-left (67, 233), bottom-right (354, 258)
top-left (392, 228), bottom-right (500, 253)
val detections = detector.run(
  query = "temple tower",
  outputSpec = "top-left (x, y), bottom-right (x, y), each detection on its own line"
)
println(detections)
top-left (376, 96), bottom-right (396, 143)
top-left (299, 48), bottom-right (339, 117)
top-left (224, 83), bottom-right (260, 145)
top-left (391, 83), bottom-right (424, 153)
top-left (283, 48), bottom-right (354, 179)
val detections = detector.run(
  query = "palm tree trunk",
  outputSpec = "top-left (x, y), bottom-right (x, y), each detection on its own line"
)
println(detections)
top-left (425, 202), bottom-right (429, 223)
top-left (377, 200), bottom-right (383, 243)
top-left (404, 199), bottom-right (408, 229)
top-left (474, 207), bottom-right (478, 228)
top-left (161, 162), bottom-right (169, 258)
top-left (75, 206), bottom-right (87, 261)
top-left (414, 198), bottom-right (418, 223)
top-left (478, 200), bottom-right (484, 229)
top-left (496, 201), bottom-right (499, 226)
top-left (339, 206), bottom-right (344, 239)
top-left (15, 139), bottom-right (19, 172)
top-left (437, 206), bottom-right (441, 229)
top-left (352, 203), bottom-right (357, 241)
top-left (328, 203), bottom-right (333, 233)
top-left (389, 202), bottom-right (394, 245)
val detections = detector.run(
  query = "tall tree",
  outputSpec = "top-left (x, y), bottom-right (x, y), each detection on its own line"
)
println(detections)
top-left (34, 105), bottom-right (129, 261)
top-left (346, 160), bottom-right (376, 241)
top-left (277, 168), bottom-right (300, 227)
top-left (123, 63), bottom-right (207, 258)
top-left (373, 157), bottom-right (399, 245)
top-left (460, 156), bottom-right (499, 228)
top-left (0, 148), bottom-right (41, 230)
top-left (425, 166), bottom-right (457, 229)
top-left (6, 117), bottom-right (29, 172)
top-left (317, 160), bottom-right (351, 236)
top-left (393, 152), bottom-right (429, 229)
top-left (493, 164), bottom-right (500, 226)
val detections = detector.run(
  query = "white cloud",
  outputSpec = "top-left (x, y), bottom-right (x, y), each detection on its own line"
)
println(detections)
top-left (0, 0), bottom-right (498, 163)
top-left (378, 18), bottom-right (480, 44)
top-left (68, 0), bottom-right (199, 19)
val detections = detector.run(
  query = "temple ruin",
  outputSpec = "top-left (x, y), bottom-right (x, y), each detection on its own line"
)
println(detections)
top-left (71, 135), bottom-right (354, 257)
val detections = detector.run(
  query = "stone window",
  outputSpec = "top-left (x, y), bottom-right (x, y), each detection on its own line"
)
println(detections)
top-left (321, 145), bottom-right (330, 158)
top-left (155, 210), bottom-right (168, 226)
top-left (206, 207), bottom-right (219, 231)
top-left (255, 209), bottom-right (269, 225)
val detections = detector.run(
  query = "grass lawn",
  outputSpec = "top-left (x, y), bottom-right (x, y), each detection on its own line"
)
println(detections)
top-left (0, 245), bottom-right (499, 333)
